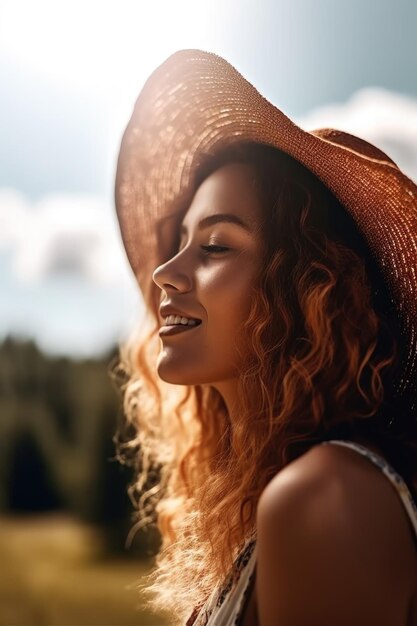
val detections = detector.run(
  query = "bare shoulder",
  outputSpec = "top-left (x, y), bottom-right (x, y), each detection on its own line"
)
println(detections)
top-left (255, 443), bottom-right (416, 626)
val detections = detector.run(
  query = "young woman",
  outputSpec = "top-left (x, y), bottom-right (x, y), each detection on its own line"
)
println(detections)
top-left (114, 50), bottom-right (417, 626)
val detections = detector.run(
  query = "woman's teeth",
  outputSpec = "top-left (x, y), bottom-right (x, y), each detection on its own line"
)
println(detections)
top-left (164, 314), bottom-right (199, 326)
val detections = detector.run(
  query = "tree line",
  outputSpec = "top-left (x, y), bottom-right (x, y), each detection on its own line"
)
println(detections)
top-left (0, 335), bottom-right (160, 558)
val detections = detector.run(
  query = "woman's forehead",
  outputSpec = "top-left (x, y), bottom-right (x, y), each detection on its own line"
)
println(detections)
top-left (181, 162), bottom-right (261, 231)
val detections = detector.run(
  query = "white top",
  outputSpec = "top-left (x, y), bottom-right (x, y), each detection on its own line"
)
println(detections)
top-left (186, 439), bottom-right (417, 626)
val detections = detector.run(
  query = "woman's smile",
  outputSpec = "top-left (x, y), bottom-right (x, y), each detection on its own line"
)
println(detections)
top-left (159, 319), bottom-right (202, 337)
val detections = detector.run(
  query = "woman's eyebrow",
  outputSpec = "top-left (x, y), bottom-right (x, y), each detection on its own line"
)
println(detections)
top-left (180, 213), bottom-right (252, 235)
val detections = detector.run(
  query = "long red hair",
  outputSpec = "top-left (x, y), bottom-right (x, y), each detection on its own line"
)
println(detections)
top-left (113, 141), bottom-right (417, 624)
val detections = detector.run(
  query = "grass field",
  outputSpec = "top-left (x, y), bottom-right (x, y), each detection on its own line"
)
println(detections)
top-left (0, 514), bottom-right (171, 626)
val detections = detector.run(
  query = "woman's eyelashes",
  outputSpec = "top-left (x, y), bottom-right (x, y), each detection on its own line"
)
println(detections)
top-left (200, 244), bottom-right (230, 255)
top-left (175, 238), bottom-right (231, 256)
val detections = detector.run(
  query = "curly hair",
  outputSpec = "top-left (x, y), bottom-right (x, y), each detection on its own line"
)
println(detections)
top-left (112, 141), bottom-right (417, 625)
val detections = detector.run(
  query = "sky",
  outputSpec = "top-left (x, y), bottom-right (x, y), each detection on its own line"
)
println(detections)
top-left (1, 0), bottom-right (417, 358)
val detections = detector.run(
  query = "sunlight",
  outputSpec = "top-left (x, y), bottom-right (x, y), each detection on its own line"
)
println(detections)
top-left (0, 0), bottom-right (216, 92)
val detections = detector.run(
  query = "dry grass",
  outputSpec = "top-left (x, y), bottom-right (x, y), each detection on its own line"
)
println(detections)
top-left (0, 514), bottom-right (171, 626)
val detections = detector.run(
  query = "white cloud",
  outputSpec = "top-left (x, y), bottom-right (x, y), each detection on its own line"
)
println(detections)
top-left (0, 190), bottom-right (143, 358)
top-left (295, 87), bottom-right (417, 184)
top-left (0, 190), bottom-right (134, 288)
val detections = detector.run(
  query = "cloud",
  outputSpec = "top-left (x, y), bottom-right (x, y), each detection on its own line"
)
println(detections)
top-left (295, 87), bottom-right (417, 184)
top-left (0, 190), bottom-right (143, 358)
top-left (0, 190), bottom-right (133, 287)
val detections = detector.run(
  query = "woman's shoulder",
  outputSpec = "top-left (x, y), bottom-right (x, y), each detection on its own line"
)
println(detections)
top-left (258, 439), bottom-right (401, 531)
top-left (255, 439), bottom-right (417, 622)
top-left (260, 437), bottom-right (415, 516)
top-left (258, 439), bottom-right (417, 553)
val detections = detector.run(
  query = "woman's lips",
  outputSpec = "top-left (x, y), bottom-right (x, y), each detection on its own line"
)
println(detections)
top-left (159, 322), bottom-right (202, 337)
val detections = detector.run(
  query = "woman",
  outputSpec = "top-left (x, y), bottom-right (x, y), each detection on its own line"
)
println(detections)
top-left (114, 50), bottom-right (417, 625)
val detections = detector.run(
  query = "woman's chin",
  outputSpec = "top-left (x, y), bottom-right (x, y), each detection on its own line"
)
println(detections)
top-left (156, 361), bottom-right (199, 386)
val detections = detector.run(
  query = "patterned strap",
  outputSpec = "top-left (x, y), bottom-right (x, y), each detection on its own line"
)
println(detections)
top-left (189, 533), bottom-right (257, 626)
top-left (320, 439), bottom-right (417, 538)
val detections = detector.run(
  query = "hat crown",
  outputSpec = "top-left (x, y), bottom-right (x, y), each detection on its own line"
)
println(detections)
top-left (311, 128), bottom-right (397, 167)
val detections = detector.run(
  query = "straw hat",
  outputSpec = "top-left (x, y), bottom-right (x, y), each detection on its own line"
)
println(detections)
top-left (114, 48), bottom-right (417, 417)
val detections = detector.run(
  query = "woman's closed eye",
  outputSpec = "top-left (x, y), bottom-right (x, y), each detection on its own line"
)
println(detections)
top-left (200, 244), bottom-right (230, 255)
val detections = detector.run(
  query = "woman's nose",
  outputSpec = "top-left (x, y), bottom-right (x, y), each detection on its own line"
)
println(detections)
top-left (152, 254), bottom-right (193, 293)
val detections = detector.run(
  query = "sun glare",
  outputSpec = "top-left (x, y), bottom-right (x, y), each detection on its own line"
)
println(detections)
top-left (0, 0), bottom-right (216, 92)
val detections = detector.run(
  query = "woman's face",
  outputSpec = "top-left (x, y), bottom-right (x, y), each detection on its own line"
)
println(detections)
top-left (152, 162), bottom-right (265, 389)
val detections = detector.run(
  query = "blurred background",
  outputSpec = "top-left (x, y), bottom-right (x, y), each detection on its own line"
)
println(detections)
top-left (0, 0), bottom-right (416, 624)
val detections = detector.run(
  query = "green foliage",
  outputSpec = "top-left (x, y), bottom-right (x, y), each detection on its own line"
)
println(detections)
top-left (0, 335), bottom-right (158, 558)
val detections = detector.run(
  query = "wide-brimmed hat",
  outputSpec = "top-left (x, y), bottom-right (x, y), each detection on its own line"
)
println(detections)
top-left (114, 48), bottom-right (417, 416)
